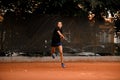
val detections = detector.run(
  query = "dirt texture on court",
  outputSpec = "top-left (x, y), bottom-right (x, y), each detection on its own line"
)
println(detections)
top-left (0, 62), bottom-right (120, 80)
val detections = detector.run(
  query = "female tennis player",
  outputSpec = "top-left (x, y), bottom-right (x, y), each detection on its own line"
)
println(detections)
top-left (51, 21), bottom-right (65, 68)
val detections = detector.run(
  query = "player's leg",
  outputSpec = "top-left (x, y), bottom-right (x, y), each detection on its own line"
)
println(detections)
top-left (58, 45), bottom-right (65, 68)
top-left (51, 47), bottom-right (56, 59)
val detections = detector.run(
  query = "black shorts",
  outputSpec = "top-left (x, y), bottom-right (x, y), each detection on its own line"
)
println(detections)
top-left (51, 42), bottom-right (62, 47)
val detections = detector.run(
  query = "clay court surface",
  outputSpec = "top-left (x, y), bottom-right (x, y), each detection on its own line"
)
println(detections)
top-left (0, 62), bottom-right (120, 80)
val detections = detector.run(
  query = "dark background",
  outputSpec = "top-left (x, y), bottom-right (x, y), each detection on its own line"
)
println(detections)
top-left (0, 0), bottom-right (120, 56)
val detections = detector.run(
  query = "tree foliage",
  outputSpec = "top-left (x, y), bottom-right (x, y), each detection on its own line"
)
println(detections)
top-left (0, 0), bottom-right (120, 16)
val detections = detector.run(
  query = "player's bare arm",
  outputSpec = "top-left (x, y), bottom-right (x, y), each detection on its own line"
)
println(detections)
top-left (57, 30), bottom-right (65, 39)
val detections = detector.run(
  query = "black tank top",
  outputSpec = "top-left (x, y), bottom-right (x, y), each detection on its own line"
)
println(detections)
top-left (52, 27), bottom-right (63, 43)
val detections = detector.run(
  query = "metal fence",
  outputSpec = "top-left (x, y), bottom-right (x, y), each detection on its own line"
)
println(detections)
top-left (0, 14), bottom-right (119, 56)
